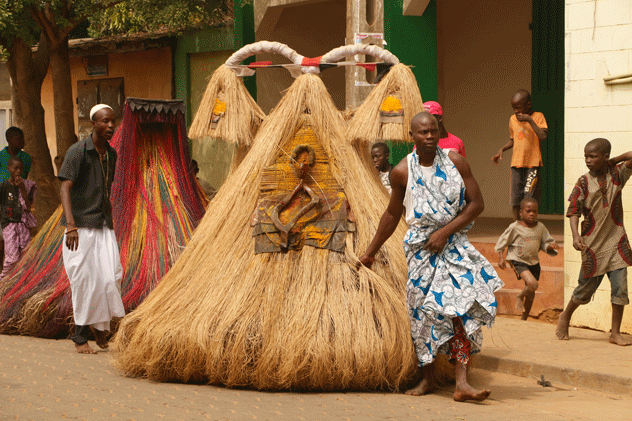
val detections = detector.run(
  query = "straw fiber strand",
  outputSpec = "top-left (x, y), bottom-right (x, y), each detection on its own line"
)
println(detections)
top-left (113, 74), bottom-right (417, 391)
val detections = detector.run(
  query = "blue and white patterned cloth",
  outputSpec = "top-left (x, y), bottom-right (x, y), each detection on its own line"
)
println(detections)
top-left (402, 149), bottom-right (504, 366)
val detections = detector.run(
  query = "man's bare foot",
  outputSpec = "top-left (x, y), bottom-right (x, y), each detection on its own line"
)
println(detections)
top-left (90, 327), bottom-right (109, 349)
top-left (453, 384), bottom-right (491, 402)
top-left (609, 333), bottom-right (632, 346)
top-left (75, 343), bottom-right (97, 354)
top-left (405, 378), bottom-right (435, 396)
top-left (556, 315), bottom-right (570, 340)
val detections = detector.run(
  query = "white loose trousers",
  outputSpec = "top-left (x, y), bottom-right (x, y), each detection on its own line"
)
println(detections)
top-left (62, 226), bottom-right (125, 331)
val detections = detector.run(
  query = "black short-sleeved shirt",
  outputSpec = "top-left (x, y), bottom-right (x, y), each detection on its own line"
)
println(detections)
top-left (57, 136), bottom-right (117, 229)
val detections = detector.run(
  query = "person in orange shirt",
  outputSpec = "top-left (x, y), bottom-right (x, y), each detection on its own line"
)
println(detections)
top-left (491, 90), bottom-right (547, 220)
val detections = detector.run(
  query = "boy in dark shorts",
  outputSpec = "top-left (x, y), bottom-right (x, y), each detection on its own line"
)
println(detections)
top-left (491, 90), bottom-right (547, 220)
top-left (495, 197), bottom-right (558, 320)
top-left (556, 138), bottom-right (632, 346)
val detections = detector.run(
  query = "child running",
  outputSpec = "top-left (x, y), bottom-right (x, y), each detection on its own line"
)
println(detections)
top-left (495, 197), bottom-right (558, 320)
top-left (0, 156), bottom-right (37, 278)
top-left (556, 139), bottom-right (632, 346)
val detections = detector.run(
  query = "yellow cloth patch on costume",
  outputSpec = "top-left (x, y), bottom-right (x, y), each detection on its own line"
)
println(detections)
top-left (380, 95), bottom-right (404, 116)
top-left (211, 98), bottom-right (227, 128)
top-left (379, 94), bottom-right (404, 124)
top-left (252, 115), bottom-right (355, 254)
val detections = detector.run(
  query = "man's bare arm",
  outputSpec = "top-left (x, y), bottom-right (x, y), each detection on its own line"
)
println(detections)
top-left (358, 158), bottom-right (407, 268)
top-left (60, 180), bottom-right (79, 251)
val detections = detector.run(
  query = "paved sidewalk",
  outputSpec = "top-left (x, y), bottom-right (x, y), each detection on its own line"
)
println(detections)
top-left (1, 316), bottom-right (631, 420)
top-left (2, 327), bottom-right (631, 421)
top-left (476, 316), bottom-right (632, 395)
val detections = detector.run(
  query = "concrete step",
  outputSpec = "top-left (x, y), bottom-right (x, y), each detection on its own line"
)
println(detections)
top-left (471, 241), bottom-right (565, 317)
top-left (494, 267), bottom-right (564, 316)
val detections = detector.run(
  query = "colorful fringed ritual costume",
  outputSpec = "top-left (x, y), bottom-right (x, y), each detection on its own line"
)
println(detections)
top-left (0, 98), bottom-right (207, 338)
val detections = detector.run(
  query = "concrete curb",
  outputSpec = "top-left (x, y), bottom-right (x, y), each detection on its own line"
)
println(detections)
top-left (475, 353), bottom-right (632, 396)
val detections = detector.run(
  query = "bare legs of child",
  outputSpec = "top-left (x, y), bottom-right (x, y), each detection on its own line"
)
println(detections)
top-left (556, 300), bottom-right (631, 346)
top-left (609, 304), bottom-right (632, 346)
top-left (515, 271), bottom-right (538, 320)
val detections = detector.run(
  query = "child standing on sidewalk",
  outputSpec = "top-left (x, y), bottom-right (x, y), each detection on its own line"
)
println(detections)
top-left (491, 90), bottom-right (547, 220)
top-left (0, 156), bottom-right (37, 278)
top-left (556, 138), bottom-right (632, 346)
top-left (495, 197), bottom-right (558, 320)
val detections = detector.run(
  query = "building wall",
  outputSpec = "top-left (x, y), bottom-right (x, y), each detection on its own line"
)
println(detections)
top-left (436, 0), bottom-right (532, 218)
top-left (40, 47), bottom-right (173, 162)
top-left (564, 0), bottom-right (632, 332)
top-left (174, 27), bottom-right (235, 191)
top-left (255, 0), bottom-right (347, 113)
top-left (0, 63), bottom-right (12, 149)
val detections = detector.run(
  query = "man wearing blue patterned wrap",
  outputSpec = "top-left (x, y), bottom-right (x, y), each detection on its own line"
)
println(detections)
top-left (359, 112), bottom-right (503, 402)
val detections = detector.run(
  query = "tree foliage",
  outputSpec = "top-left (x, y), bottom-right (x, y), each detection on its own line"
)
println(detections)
top-left (1, 0), bottom-right (231, 51)
top-left (89, 0), bottom-right (232, 37)
top-left (0, 1), bottom-right (39, 46)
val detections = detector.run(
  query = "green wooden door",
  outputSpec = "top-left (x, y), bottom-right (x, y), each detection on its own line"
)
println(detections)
top-left (384, 0), bottom-right (437, 166)
top-left (531, 0), bottom-right (565, 214)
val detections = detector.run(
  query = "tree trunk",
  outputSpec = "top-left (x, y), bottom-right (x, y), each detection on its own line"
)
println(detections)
top-left (7, 36), bottom-right (60, 227)
top-left (49, 37), bottom-right (77, 161)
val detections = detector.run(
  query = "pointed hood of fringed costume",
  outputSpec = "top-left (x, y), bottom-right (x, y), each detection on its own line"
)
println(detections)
top-left (0, 98), bottom-right (207, 338)
top-left (346, 63), bottom-right (425, 176)
top-left (112, 73), bottom-right (419, 391)
top-left (188, 47), bottom-right (268, 175)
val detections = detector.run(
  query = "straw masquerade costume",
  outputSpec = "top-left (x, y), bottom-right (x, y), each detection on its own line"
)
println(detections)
top-left (347, 63), bottom-right (425, 176)
top-left (0, 99), bottom-right (207, 338)
top-left (113, 42), bottom-right (418, 391)
top-left (188, 54), bottom-right (266, 172)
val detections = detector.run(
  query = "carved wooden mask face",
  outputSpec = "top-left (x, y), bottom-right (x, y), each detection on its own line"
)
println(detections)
top-left (251, 116), bottom-right (355, 254)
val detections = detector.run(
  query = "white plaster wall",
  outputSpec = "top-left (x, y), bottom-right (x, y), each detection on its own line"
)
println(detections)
top-left (565, 0), bottom-right (632, 333)
top-left (437, 0), bottom-right (532, 218)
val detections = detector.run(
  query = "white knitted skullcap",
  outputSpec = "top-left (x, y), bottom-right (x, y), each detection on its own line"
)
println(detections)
top-left (90, 104), bottom-right (113, 120)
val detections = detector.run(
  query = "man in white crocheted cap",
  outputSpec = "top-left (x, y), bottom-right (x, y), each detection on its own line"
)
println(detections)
top-left (58, 103), bottom-right (124, 354)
